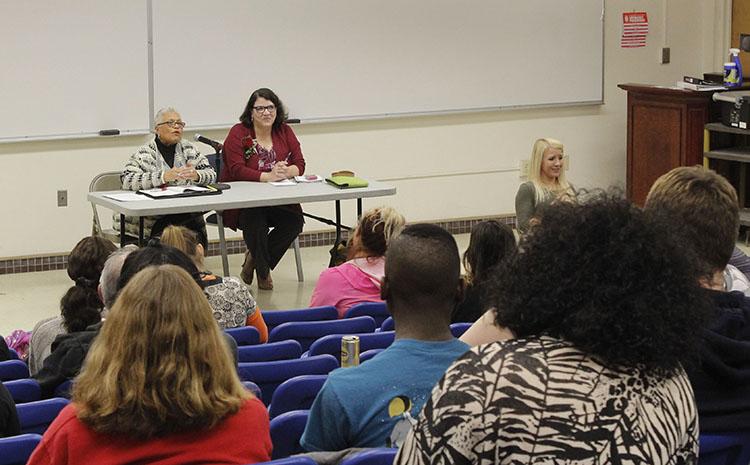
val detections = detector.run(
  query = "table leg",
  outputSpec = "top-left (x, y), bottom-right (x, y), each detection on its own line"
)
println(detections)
top-left (357, 198), bottom-right (362, 219)
top-left (335, 200), bottom-right (342, 245)
top-left (216, 211), bottom-right (230, 277)
top-left (120, 214), bottom-right (126, 247)
top-left (139, 217), bottom-right (145, 245)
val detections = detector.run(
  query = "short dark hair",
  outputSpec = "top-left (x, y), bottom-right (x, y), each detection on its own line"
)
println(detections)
top-left (463, 220), bottom-right (516, 284)
top-left (644, 166), bottom-right (739, 275)
top-left (116, 245), bottom-right (203, 300)
top-left (384, 223), bottom-right (460, 310)
top-left (491, 190), bottom-right (710, 373)
top-left (239, 87), bottom-right (288, 130)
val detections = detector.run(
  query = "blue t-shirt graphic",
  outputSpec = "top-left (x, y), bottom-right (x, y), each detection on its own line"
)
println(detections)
top-left (301, 338), bottom-right (469, 451)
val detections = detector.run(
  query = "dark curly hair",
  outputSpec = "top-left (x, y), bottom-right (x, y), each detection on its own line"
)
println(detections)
top-left (60, 236), bottom-right (117, 332)
top-left (490, 190), bottom-right (711, 373)
top-left (239, 87), bottom-right (289, 130)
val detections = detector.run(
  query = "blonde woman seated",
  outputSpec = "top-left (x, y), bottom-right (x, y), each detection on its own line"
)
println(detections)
top-left (515, 138), bottom-right (574, 233)
top-left (28, 265), bottom-right (271, 464)
top-left (160, 225), bottom-right (268, 342)
top-left (309, 207), bottom-right (405, 318)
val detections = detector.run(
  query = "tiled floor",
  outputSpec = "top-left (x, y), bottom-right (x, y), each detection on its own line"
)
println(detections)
top-left (0, 234), bottom-right (471, 337)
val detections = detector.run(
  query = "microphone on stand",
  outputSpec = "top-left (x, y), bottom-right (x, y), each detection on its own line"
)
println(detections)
top-left (194, 134), bottom-right (223, 151)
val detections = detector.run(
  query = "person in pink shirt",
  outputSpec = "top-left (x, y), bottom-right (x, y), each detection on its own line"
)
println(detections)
top-left (28, 264), bottom-right (272, 465)
top-left (310, 207), bottom-right (405, 318)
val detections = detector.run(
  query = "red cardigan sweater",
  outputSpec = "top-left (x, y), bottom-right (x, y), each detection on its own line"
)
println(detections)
top-left (27, 398), bottom-right (272, 465)
top-left (220, 122), bottom-right (306, 230)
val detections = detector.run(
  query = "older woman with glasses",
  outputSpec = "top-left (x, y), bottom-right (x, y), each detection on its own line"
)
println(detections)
top-left (220, 88), bottom-right (306, 290)
top-left (121, 107), bottom-right (216, 248)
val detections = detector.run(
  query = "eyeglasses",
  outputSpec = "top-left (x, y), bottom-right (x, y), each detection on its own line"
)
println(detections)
top-left (156, 120), bottom-right (186, 129)
top-left (253, 105), bottom-right (276, 114)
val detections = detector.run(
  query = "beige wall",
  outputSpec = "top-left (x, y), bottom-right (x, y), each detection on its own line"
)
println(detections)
top-left (0, 0), bottom-right (726, 258)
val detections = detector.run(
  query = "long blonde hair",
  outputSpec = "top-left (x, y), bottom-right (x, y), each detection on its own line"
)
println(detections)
top-left (72, 265), bottom-right (249, 439)
top-left (160, 225), bottom-right (201, 266)
top-left (528, 138), bottom-right (571, 204)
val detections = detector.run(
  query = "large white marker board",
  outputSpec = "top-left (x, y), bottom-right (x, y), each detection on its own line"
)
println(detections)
top-left (1, 0), bottom-right (603, 140)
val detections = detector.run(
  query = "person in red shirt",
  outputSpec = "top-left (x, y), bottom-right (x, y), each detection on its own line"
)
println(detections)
top-left (27, 264), bottom-right (272, 465)
top-left (221, 87), bottom-right (306, 291)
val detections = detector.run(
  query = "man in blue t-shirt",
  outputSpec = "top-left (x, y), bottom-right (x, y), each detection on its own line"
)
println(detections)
top-left (301, 224), bottom-right (470, 451)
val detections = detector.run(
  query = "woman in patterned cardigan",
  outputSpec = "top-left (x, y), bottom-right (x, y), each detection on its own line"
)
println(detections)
top-left (396, 191), bottom-right (710, 465)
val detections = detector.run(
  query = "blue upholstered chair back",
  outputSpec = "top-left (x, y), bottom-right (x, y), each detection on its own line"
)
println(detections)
top-left (17, 397), bottom-right (70, 434)
top-left (306, 331), bottom-right (395, 362)
top-left (238, 354), bottom-right (338, 405)
top-left (262, 306), bottom-right (338, 334)
top-left (3, 379), bottom-right (41, 404)
top-left (268, 374), bottom-right (327, 419)
top-left (269, 410), bottom-right (309, 460)
top-left (0, 433), bottom-right (42, 465)
top-left (268, 316), bottom-right (377, 351)
top-left (225, 326), bottom-right (261, 346)
top-left (699, 431), bottom-right (750, 465)
top-left (0, 360), bottom-right (29, 381)
top-left (238, 340), bottom-right (303, 363)
top-left (340, 448), bottom-right (398, 465)
top-left (344, 302), bottom-right (389, 327)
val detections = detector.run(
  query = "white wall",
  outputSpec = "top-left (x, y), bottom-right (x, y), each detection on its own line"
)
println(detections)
top-left (0, 0), bottom-right (725, 258)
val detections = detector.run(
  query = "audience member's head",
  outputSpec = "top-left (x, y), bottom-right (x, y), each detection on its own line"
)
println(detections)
top-left (72, 265), bottom-right (248, 439)
top-left (644, 166), bottom-right (739, 282)
top-left (98, 245), bottom-right (138, 311)
top-left (159, 225), bottom-right (204, 268)
top-left (463, 220), bottom-right (516, 285)
top-left (382, 224), bottom-right (461, 323)
top-left (348, 206), bottom-right (405, 260)
top-left (116, 244), bottom-right (203, 299)
top-left (60, 236), bottom-right (117, 332)
top-left (492, 191), bottom-right (710, 373)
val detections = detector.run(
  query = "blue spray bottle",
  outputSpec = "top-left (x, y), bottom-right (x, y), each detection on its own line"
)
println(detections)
top-left (731, 48), bottom-right (743, 87)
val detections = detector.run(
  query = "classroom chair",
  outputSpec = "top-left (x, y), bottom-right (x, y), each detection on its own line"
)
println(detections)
top-left (698, 431), bottom-right (750, 465)
top-left (261, 306), bottom-right (338, 334)
top-left (7, 349), bottom-right (19, 360)
top-left (450, 322), bottom-right (472, 338)
top-left (4, 379), bottom-right (41, 404)
top-left (268, 316), bottom-right (377, 351)
top-left (360, 348), bottom-right (384, 363)
top-left (242, 381), bottom-right (262, 398)
top-left (379, 316), bottom-right (394, 332)
top-left (17, 397), bottom-right (70, 434)
top-left (238, 355), bottom-right (338, 405)
top-left (53, 380), bottom-right (73, 399)
top-left (343, 302), bottom-right (390, 327)
top-left (268, 375), bottom-right (327, 419)
top-left (89, 171), bottom-right (138, 245)
top-left (0, 433), bottom-right (43, 465)
top-left (306, 331), bottom-right (395, 362)
top-left (340, 448), bottom-right (398, 465)
top-left (0, 360), bottom-right (29, 382)
top-left (225, 326), bottom-right (261, 346)
top-left (238, 340), bottom-right (303, 363)
top-left (269, 410), bottom-right (309, 460)
top-left (254, 457), bottom-right (317, 465)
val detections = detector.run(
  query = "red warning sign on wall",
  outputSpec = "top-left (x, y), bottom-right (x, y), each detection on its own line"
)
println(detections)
top-left (621, 12), bottom-right (648, 48)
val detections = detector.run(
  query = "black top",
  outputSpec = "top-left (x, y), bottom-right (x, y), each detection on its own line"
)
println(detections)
top-left (0, 383), bottom-right (20, 438)
top-left (155, 136), bottom-right (176, 168)
top-left (688, 289), bottom-right (750, 432)
top-left (451, 282), bottom-right (487, 323)
top-left (0, 338), bottom-right (11, 362)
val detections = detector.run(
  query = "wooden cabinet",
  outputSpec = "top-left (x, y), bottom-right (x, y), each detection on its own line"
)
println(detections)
top-left (618, 84), bottom-right (716, 205)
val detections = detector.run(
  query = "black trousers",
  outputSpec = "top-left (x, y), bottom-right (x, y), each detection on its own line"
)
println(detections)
top-left (238, 205), bottom-right (304, 278)
top-left (150, 213), bottom-right (208, 250)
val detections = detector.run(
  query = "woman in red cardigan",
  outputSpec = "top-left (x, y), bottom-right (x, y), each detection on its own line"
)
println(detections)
top-left (221, 88), bottom-right (306, 290)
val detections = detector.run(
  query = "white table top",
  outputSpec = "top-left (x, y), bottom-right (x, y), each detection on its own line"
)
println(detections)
top-left (88, 180), bottom-right (396, 216)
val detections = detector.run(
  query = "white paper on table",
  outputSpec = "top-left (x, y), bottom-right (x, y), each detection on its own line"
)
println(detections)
top-left (138, 185), bottom-right (212, 197)
top-left (270, 179), bottom-right (297, 186)
top-left (103, 192), bottom-right (147, 202)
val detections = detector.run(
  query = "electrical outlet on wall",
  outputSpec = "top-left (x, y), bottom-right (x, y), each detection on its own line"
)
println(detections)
top-left (57, 190), bottom-right (67, 207)
top-left (519, 159), bottom-right (529, 178)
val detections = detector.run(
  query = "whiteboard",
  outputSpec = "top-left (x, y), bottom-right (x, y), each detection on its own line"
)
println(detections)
top-left (152, 0), bottom-right (604, 127)
top-left (0, 0), bottom-right (150, 141)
